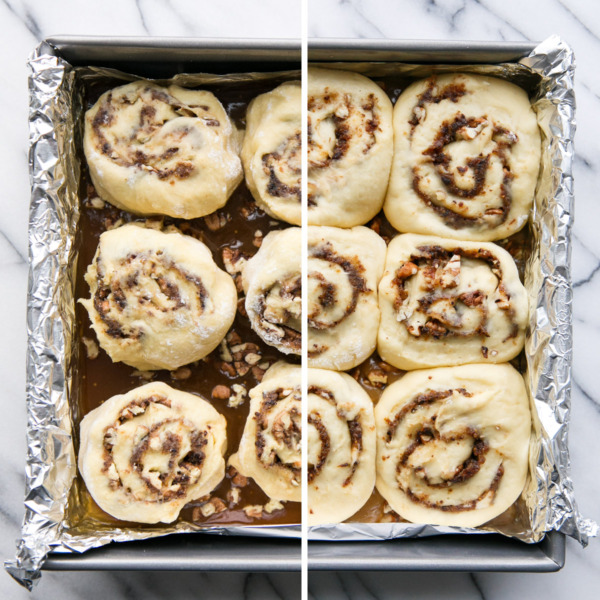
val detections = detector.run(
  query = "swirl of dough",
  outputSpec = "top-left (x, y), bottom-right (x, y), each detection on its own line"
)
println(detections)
top-left (241, 82), bottom-right (301, 225)
top-left (308, 226), bottom-right (386, 371)
top-left (84, 80), bottom-right (242, 219)
top-left (229, 363), bottom-right (301, 502)
top-left (80, 224), bottom-right (237, 371)
top-left (78, 381), bottom-right (227, 524)
top-left (378, 233), bottom-right (528, 370)
top-left (308, 368), bottom-right (376, 525)
top-left (243, 228), bottom-right (301, 355)
top-left (308, 68), bottom-right (393, 227)
top-left (384, 74), bottom-right (541, 241)
top-left (375, 364), bottom-right (531, 527)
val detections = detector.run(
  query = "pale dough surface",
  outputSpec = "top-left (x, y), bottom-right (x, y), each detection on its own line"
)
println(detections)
top-left (79, 381), bottom-right (227, 524)
top-left (308, 67), bottom-right (394, 227)
top-left (385, 73), bottom-right (541, 241)
top-left (378, 233), bottom-right (528, 370)
top-left (84, 80), bottom-right (242, 219)
top-left (243, 227), bottom-right (301, 355)
top-left (241, 81), bottom-right (301, 225)
top-left (229, 362), bottom-right (301, 502)
top-left (308, 226), bottom-right (386, 371)
top-left (375, 364), bottom-right (531, 527)
top-left (308, 368), bottom-right (376, 526)
top-left (80, 223), bottom-right (237, 371)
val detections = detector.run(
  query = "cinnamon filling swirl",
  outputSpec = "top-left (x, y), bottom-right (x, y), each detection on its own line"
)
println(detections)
top-left (101, 395), bottom-right (208, 502)
top-left (306, 68), bottom-right (393, 227)
top-left (307, 91), bottom-right (379, 206)
top-left (308, 386), bottom-right (363, 487)
top-left (93, 251), bottom-right (207, 342)
top-left (308, 242), bottom-right (368, 335)
top-left (384, 387), bottom-right (504, 513)
top-left (391, 245), bottom-right (516, 341)
top-left (78, 381), bottom-right (227, 524)
top-left (262, 132), bottom-right (301, 202)
top-left (385, 74), bottom-right (540, 242)
top-left (84, 81), bottom-right (242, 219)
top-left (375, 365), bottom-right (531, 527)
top-left (254, 386), bottom-right (302, 485)
top-left (256, 274), bottom-right (302, 353)
top-left (307, 226), bottom-right (386, 371)
top-left (307, 368), bottom-right (376, 525)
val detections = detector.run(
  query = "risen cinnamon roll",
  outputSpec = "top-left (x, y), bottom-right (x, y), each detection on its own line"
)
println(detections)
top-left (384, 74), bottom-right (541, 241)
top-left (80, 223), bottom-right (237, 371)
top-left (241, 82), bottom-right (301, 225)
top-left (378, 234), bottom-right (528, 370)
top-left (78, 382), bottom-right (227, 524)
top-left (308, 226), bottom-right (386, 371)
top-left (84, 81), bottom-right (242, 219)
top-left (243, 228), bottom-right (301, 355)
top-left (308, 68), bottom-right (393, 227)
top-left (375, 364), bottom-right (531, 527)
top-left (308, 368), bottom-right (376, 525)
top-left (229, 363), bottom-right (301, 502)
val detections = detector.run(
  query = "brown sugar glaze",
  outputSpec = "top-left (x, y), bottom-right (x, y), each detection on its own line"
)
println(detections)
top-left (71, 75), bottom-right (300, 530)
top-left (338, 72), bottom-right (533, 536)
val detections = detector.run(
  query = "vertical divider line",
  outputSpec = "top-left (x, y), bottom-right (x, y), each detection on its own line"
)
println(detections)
top-left (300, 0), bottom-right (308, 597)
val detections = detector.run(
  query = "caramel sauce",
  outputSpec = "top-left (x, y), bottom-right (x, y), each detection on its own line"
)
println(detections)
top-left (69, 74), bottom-right (300, 531)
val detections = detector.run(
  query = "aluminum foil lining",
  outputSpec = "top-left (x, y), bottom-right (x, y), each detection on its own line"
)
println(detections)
top-left (5, 35), bottom-right (597, 589)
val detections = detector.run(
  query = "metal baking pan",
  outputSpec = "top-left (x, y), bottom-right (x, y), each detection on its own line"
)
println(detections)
top-left (37, 37), bottom-right (565, 573)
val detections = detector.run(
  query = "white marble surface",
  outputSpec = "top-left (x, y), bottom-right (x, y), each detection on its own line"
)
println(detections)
top-left (1, 0), bottom-right (598, 598)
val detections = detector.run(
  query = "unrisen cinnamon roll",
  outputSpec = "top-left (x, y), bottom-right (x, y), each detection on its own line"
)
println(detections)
top-left (229, 363), bottom-right (301, 502)
top-left (78, 382), bottom-right (227, 524)
top-left (375, 364), bottom-right (531, 527)
top-left (308, 68), bottom-right (394, 227)
top-left (80, 223), bottom-right (237, 371)
top-left (84, 81), bottom-right (242, 219)
top-left (384, 73), bottom-right (541, 241)
top-left (242, 228), bottom-right (301, 355)
top-left (308, 226), bottom-right (386, 371)
top-left (378, 234), bottom-right (528, 370)
top-left (241, 81), bottom-right (301, 225)
top-left (308, 368), bottom-right (376, 525)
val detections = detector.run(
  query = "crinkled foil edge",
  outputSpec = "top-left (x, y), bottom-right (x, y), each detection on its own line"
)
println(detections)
top-left (310, 35), bottom-right (598, 544)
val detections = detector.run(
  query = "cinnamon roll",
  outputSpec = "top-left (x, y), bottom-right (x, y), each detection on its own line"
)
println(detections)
top-left (308, 68), bottom-right (394, 227)
top-left (308, 226), bottom-right (386, 371)
top-left (378, 233), bottom-right (528, 370)
top-left (229, 362), bottom-right (301, 502)
top-left (308, 368), bottom-right (376, 525)
top-left (384, 73), bottom-right (541, 241)
top-left (375, 364), bottom-right (531, 527)
top-left (78, 381), bottom-right (227, 524)
top-left (80, 223), bottom-right (237, 371)
top-left (242, 227), bottom-right (301, 355)
top-left (241, 81), bottom-right (301, 225)
top-left (84, 81), bottom-right (242, 219)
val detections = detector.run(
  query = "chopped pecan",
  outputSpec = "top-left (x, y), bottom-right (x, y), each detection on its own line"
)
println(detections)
top-left (171, 366), bottom-right (191, 380)
top-left (211, 385), bottom-right (231, 400)
top-left (232, 472), bottom-right (248, 488)
top-left (367, 368), bottom-right (388, 387)
top-left (243, 505), bottom-right (263, 519)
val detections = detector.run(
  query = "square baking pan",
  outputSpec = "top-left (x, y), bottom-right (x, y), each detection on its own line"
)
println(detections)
top-left (35, 36), bottom-right (565, 573)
